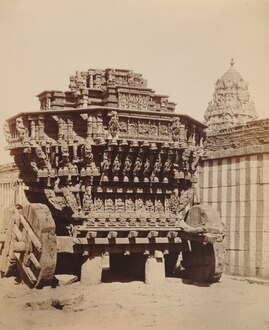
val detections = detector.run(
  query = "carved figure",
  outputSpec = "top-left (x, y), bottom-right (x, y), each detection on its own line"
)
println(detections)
top-left (182, 149), bottom-right (191, 172)
top-left (16, 117), bottom-right (29, 143)
top-left (169, 189), bottom-right (180, 215)
top-left (136, 198), bottom-right (144, 212)
top-left (126, 198), bottom-right (134, 212)
top-left (105, 198), bottom-right (114, 212)
top-left (151, 156), bottom-right (161, 182)
top-left (108, 111), bottom-right (119, 138)
top-left (171, 117), bottom-right (181, 142)
top-left (133, 156), bottom-right (142, 181)
top-left (107, 69), bottom-right (116, 85)
top-left (145, 199), bottom-right (154, 212)
top-left (115, 197), bottom-right (125, 212)
top-left (123, 156), bottom-right (132, 182)
top-left (35, 146), bottom-right (51, 170)
top-left (191, 147), bottom-right (205, 173)
top-left (112, 155), bottom-right (121, 180)
top-left (59, 142), bottom-right (70, 169)
top-left (155, 199), bottom-right (164, 213)
top-left (62, 186), bottom-right (80, 214)
top-left (44, 189), bottom-right (66, 211)
top-left (138, 122), bottom-right (149, 135)
top-left (143, 158), bottom-right (151, 182)
top-left (95, 198), bottom-right (104, 212)
top-left (163, 159), bottom-right (171, 181)
top-left (82, 185), bottom-right (92, 212)
top-left (101, 153), bottom-right (110, 182)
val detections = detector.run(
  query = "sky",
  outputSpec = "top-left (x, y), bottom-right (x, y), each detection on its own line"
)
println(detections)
top-left (0, 0), bottom-right (268, 164)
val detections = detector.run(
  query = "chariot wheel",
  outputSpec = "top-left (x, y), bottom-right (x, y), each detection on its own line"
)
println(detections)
top-left (182, 240), bottom-right (225, 283)
top-left (182, 204), bottom-right (226, 283)
top-left (0, 203), bottom-right (57, 288)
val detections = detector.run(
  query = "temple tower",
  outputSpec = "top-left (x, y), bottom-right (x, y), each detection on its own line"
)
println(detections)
top-left (204, 59), bottom-right (257, 133)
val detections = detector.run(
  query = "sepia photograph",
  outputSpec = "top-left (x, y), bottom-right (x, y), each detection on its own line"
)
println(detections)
top-left (0, 0), bottom-right (268, 329)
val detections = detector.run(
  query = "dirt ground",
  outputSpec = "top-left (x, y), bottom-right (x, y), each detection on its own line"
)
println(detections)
top-left (0, 272), bottom-right (269, 330)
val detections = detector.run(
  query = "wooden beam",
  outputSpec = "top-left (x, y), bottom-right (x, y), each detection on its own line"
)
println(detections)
top-left (19, 215), bottom-right (42, 252)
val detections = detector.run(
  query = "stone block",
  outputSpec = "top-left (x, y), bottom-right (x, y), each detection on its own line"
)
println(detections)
top-left (145, 254), bottom-right (165, 285)
top-left (80, 255), bottom-right (103, 285)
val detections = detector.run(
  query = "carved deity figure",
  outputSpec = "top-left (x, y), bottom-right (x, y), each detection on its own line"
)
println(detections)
top-left (105, 198), bottom-right (114, 212)
top-left (171, 117), bottom-right (181, 142)
top-left (62, 186), bottom-right (80, 214)
top-left (115, 197), bottom-right (125, 212)
top-left (119, 94), bottom-right (128, 109)
top-left (108, 111), bottom-right (119, 138)
top-left (95, 198), bottom-right (104, 212)
top-left (84, 142), bottom-right (99, 176)
top-left (133, 156), bottom-right (142, 181)
top-left (151, 155), bottom-right (161, 182)
top-left (101, 153), bottom-right (110, 182)
top-left (182, 148), bottom-right (191, 172)
top-left (82, 185), bottom-right (93, 212)
top-left (169, 189), bottom-right (180, 215)
top-left (94, 75), bottom-right (102, 89)
top-left (143, 158), bottom-right (151, 176)
top-left (155, 199), bottom-right (164, 213)
top-left (59, 142), bottom-right (70, 168)
top-left (136, 198), bottom-right (144, 212)
top-left (163, 159), bottom-right (171, 181)
top-left (191, 147), bottom-right (205, 173)
top-left (145, 199), bottom-right (154, 212)
top-left (112, 155), bottom-right (121, 181)
top-left (126, 198), bottom-right (134, 212)
top-left (107, 69), bottom-right (116, 85)
top-left (44, 189), bottom-right (66, 211)
top-left (35, 145), bottom-right (51, 170)
top-left (123, 156), bottom-right (132, 182)
top-left (127, 71), bottom-right (135, 85)
top-left (16, 117), bottom-right (29, 143)
top-left (84, 143), bottom-right (93, 164)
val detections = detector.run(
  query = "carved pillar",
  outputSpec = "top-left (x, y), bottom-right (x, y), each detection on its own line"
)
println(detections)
top-left (38, 115), bottom-right (45, 142)
top-left (30, 120), bottom-right (36, 142)
top-left (96, 112), bottom-right (105, 144)
top-left (67, 117), bottom-right (73, 142)
top-left (87, 115), bottom-right (93, 142)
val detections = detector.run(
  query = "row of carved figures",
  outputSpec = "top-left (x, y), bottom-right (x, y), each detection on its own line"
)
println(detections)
top-left (5, 112), bottom-right (204, 150)
top-left (21, 141), bottom-right (205, 184)
top-left (44, 183), bottom-right (191, 217)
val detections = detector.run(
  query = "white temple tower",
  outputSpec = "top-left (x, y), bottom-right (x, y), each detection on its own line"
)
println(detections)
top-left (204, 59), bottom-right (257, 133)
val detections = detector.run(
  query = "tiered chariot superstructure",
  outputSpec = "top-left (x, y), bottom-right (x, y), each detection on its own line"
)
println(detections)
top-left (1, 68), bottom-right (225, 288)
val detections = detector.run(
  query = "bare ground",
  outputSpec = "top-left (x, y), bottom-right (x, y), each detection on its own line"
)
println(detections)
top-left (0, 273), bottom-right (269, 330)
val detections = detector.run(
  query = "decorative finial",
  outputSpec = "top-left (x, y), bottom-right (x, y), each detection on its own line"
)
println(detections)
top-left (230, 58), bottom-right (234, 67)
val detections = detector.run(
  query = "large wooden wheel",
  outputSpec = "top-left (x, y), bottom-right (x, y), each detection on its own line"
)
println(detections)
top-left (182, 240), bottom-right (225, 283)
top-left (0, 203), bottom-right (57, 288)
top-left (182, 204), bottom-right (226, 283)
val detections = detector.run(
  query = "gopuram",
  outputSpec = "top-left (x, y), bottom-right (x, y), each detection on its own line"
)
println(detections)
top-left (0, 68), bottom-right (225, 288)
top-left (204, 59), bottom-right (257, 133)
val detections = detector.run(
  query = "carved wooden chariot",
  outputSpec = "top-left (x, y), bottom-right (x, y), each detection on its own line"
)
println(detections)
top-left (0, 68), bottom-right (225, 288)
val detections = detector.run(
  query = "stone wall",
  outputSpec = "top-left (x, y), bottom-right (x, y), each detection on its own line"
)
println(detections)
top-left (0, 163), bottom-right (26, 224)
top-left (200, 144), bottom-right (269, 279)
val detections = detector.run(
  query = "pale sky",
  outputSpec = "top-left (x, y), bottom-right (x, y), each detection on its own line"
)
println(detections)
top-left (0, 0), bottom-right (268, 164)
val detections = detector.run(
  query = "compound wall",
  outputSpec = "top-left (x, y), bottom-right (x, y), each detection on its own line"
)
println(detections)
top-left (0, 163), bottom-right (26, 225)
top-left (199, 146), bottom-right (269, 279)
